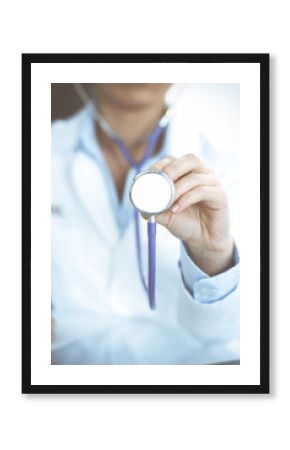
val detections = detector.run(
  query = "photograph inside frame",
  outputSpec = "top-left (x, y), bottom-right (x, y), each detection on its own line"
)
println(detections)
top-left (50, 82), bottom-right (240, 366)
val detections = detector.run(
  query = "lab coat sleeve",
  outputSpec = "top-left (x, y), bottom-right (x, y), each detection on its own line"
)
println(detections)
top-left (177, 242), bottom-right (240, 349)
top-left (179, 240), bottom-right (240, 303)
top-left (177, 242), bottom-right (240, 346)
top-left (176, 142), bottom-right (240, 350)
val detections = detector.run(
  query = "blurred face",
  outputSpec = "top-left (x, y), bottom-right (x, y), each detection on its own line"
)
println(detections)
top-left (91, 83), bottom-right (172, 110)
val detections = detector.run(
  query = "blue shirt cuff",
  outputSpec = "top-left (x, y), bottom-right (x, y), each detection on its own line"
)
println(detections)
top-left (179, 241), bottom-right (240, 303)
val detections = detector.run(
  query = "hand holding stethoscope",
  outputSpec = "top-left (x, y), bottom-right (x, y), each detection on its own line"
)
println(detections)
top-left (147, 154), bottom-right (234, 278)
top-left (130, 154), bottom-right (234, 309)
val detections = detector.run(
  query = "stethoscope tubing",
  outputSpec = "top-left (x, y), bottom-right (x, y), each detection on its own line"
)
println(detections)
top-left (147, 217), bottom-right (157, 310)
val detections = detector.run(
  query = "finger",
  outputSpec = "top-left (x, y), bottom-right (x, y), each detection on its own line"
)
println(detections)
top-left (155, 209), bottom-right (172, 227)
top-left (162, 153), bottom-right (207, 181)
top-left (171, 186), bottom-right (227, 213)
top-left (150, 156), bottom-right (175, 171)
top-left (174, 172), bottom-right (219, 201)
top-left (140, 210), bottom-right (172, 228)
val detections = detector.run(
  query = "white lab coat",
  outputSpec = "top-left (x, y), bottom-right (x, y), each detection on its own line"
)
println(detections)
top-left (51, 105), bottom-right (240, 365)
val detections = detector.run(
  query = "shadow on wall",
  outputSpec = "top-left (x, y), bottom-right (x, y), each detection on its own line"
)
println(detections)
top-left (51, 84), bottom-right (83, 121)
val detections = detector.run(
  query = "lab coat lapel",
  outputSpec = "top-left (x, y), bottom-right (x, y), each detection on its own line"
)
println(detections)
top-left (69, 150), bottom-right (119, 247)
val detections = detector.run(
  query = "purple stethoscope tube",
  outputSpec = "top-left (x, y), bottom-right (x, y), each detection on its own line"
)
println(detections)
top-left (147, 217), bottom-right (157, 309)
top-left (113, 125), bottom-right (164, 309)
top-left (113, 122), bottom-right (172, 310)
top-left (78, 99), bottom-right (174, 310)
top-left (105, 114), bottom-right (173, 310)
top-left (115, 124), bottom-right (163, 310)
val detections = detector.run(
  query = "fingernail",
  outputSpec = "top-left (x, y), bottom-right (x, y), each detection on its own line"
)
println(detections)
top-left (156, 157), bottom-right (170, 167)
top-left (171, 204), bottom-right (179, 213)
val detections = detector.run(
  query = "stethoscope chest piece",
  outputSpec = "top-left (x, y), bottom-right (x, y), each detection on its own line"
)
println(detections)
top-left (129, 169), bottom-right (175, 310)
top-left (129, 169), bottom-right (175, 216)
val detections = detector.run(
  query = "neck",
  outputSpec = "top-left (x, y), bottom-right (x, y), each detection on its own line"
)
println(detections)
top-left (94, 97), bottom-right (167, 156)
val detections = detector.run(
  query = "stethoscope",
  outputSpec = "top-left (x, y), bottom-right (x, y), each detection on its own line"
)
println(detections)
top-left (73, 84), bottom-right (176, 310)
top-left (129, 169), bottom-right (175, 309)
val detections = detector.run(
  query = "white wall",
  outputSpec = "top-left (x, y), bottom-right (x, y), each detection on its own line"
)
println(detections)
top-left (171, 83), bottom-right (240, 154)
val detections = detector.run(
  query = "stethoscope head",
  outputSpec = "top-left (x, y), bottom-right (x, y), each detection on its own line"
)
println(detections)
top-left (129, 169), bottom-right (175, 216)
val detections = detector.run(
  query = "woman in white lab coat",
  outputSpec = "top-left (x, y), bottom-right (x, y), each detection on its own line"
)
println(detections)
top-left (51, 83), bottom-right (240, 365)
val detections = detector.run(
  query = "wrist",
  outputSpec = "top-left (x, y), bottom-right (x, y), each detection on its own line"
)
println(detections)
top-left (184, 236), bottom-right (234, 276)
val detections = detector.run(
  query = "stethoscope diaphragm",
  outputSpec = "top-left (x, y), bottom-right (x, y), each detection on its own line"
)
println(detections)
top-left (129, 169), bottom-right (175, 215)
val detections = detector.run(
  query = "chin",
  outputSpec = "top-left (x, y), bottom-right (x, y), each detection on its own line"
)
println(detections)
top-left (96, 83), bottom-right (171, 110)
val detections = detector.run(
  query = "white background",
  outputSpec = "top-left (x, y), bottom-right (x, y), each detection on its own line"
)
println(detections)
top-left (31, 64), bottom-right (258, 386)
top-left (0, 1), bottom-right (285, 449)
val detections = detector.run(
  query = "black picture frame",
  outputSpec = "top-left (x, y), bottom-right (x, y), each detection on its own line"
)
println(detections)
top-left (22, 53), bottom-right (269, 394)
